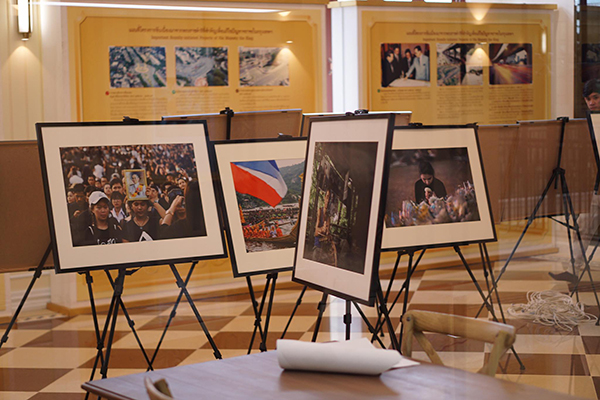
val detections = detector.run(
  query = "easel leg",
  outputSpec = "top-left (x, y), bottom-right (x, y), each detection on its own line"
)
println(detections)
top-left (281, 286), bottom-right (308, 339)
top-left (311, 292), bottom-right (328, 342)
top-left (259, 273), bottom-right (278, 352)
top-left (375, 251), bottom-right (403, 337)
top-left (248, 275), bottom-right (271, 354)
top-left (344, 300), bottom-right (352, 340)
top-left (0, 244), bottom-right (51, 350)
top-left (104, 270), bottom-right (153, 371)
top-left (83, 272), bottom-right (104, 371)
top-left (375, 284), bottom-right (400, 351)
top-left (455, 246), bottom-right (525, 370)
top-left (246, 276), bottom-right (265, 353)
top-left (100, 269), bottom-right (126, 379)
top-left (169, 264), bottom-right (222, 359)
top-left (149, 262), bottom-right (197, 369)
top-left (353, 302), bottom-right (386, 348)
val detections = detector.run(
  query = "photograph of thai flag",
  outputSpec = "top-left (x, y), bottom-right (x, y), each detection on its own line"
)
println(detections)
top-left (230, 160), bottom-right (288, 207)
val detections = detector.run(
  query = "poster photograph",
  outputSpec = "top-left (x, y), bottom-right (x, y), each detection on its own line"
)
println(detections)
top-left (382, 126), bottom-right (495, 251)
top-left (175, 47), bottom-right (228, 87)
top-left (37, 121), bottom-right (226, 273)
top-left (109, 46), bottom-right (167, 88)
top-left (294, 115), bottom-right (393, 305)
top-left (380, 43), bottom-right (430, 88)
top-left (489, 43), bottom-right (533, 85)
top-left (239, 47), bottom-right (289, 87)
top-left (437, 44), bottom-right (484, 86)
top-left (582, 44), bottom-right (600, 83)
top-left (214, 138), bottom-right (306, 276)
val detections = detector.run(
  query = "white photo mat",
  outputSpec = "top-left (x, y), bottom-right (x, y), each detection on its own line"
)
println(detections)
top-left (382, 127), bottom-right (495, 250)
top-left (590, 113), bottom-right (600, 169)
top-left (294, 117), bottom-right (391, 304)
top-left (214, 139), bottom-right (306, 276)
top-left (39, 123), bottom-right (225, 272)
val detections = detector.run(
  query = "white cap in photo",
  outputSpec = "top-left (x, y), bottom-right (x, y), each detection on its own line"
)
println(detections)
top-left (89, 191), bottom-right (109, 206)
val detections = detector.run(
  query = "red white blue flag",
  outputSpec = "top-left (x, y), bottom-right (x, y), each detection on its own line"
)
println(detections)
top-left (231, 161), bottom-right (288, 207)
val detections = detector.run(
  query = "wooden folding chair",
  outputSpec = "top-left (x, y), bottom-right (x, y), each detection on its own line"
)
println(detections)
top-left (402, 310), bottom-right (516, 377)
top-left (144, 377), bottom-right (174, 400)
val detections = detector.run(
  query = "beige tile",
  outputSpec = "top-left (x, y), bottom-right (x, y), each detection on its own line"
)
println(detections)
top-left (178, 349), bottom-right (247, 365)
top-left (39, 368), bottom-right (145, 393)
top-left (421, 269), bottom-right (485, 281)
top-left (0, 347), bottom-right (97, 368)
top-left (220, 315), bottom-right (316, 333)
top-left (586, 354), bottom-right (600, 376)
top-left (410, 351), bottom-right (485, 373)
top-left (112, 330), bottom-right (208, 349)
top-left (496, 280), bottom-right (569, 293)
top-left (578, 321), bottom-right (600, 336)
top-left (409, 290), bottom-right (485, 305)
top-left (496, 374), bottom-right (597, 399)
top-left (52, 314), bottom-right (155, 332)
top-left (0, 392), bottom-right (35, 400)
top-left (1, 330), bottom-right (47, 348)
top-left (488, 335), bottom-right (586, 355)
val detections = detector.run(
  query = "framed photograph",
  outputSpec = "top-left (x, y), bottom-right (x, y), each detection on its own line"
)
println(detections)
top-left (293, 115), bottom-right (394, 306)
top-left (213, 137), bottom-right (307, 276)
top-left (123, 169), bottom-right (148, 201)
top-left (382, 125), bottom-right (496, 251)
top-left (588, 111), bottom-right (600, 171)
top-left (37, 121), bottom-right (227, 273)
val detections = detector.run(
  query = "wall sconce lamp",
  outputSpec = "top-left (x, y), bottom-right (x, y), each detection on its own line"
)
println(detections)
top-left (17, 0), bottom-right (32, 40)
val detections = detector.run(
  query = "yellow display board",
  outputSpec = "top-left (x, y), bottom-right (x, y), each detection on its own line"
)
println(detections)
top-left (361, 6), bottom-right (552, 125)
top-left (68, 6), bottom-right (325, 121)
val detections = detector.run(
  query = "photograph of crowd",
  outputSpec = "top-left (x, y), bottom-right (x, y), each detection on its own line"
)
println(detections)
top-left (437, 43), bottom-right (484, 86)
top-left (489, 43), bottom-right (533, 85)
top-left (175, 47), bottom-right (229, 87)
top-left (60, 143), bottom-right (207, 247)
top-left (385, 147), bottom-right (481, 228)
top-left (381, 43), bottom-right (430, 88)
top-left (230, 159), bottom-right (303, 253)
top-left (582, 43), bottom-right (600, 83)
top-left (109, 46), bottom-right (167, 88)
top-left (302, 141), bottom-right (379, 274)
top-left (239, 47), bottom-right (289, 87)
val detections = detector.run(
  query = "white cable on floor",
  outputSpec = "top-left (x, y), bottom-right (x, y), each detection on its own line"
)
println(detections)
top-left (507, 290), bottom-right (598, 331)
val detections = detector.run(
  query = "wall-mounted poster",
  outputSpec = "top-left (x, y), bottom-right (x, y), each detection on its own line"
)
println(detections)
top-left (213, 137), bottom-right (306, 276)
top-left (37, 121), bottom-right (226, 273)
top-left (382, 126), bottom-right (495, 250)
top-left (68, 6), bottom-right (326, 121)
top-left (293, 115), bottom-right (394, 305)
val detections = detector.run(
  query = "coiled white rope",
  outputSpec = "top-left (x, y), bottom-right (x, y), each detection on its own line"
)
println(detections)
top-left (507, 290), bottom-right (598, 331)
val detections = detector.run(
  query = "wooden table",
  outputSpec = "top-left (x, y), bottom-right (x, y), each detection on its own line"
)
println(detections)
top-left (82, 351), bottom-right (580, 400)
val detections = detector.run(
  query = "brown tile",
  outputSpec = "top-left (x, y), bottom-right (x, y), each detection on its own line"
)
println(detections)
top-left (409, 333), bottom-right (486, 353)
top-left (593, 376), bottom-right (600, 399)
top-left (241, 302), bottom-right (325, 317)
top-left (79, 348), bottom-right (194, 369)
top-left (496, 292), bottom-right (529, 304)
top-left (29, 394), bottom-right (86, 400)
top-left (499, 270), bottom-right (557, 281)
top-left (119, 303), bottom-right (173, 315)
top-left (503, 319), bottom-right (580, 336)
top-left (582, 336), bottom-right (600, 354)
top-left (140, 315), bottom-right (235, 331)
top-left (0, 348), bottom-right (13, 357)
top-left (308, 316), bottom-right (395, 334)
top-left (491, 353), bottom-right (590, 376)
top-left (23, 330), bottom-right (129, 348)
top-left (0, 368), bottom-right (71, 391)
top-left (382, 291), bottom-right (414, 308)
top-left (202, 331), bottom-right (303, 351)
top-left (407, 304), bottom-right (488, 318)
top-left (417, 280), bottom-right (480, 291)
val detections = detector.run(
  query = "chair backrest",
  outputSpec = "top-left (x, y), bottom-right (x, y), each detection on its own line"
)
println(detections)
top-left (144, 377), bottom-right (174, 400)
top-left (402, 310), bottom-right (516, 377)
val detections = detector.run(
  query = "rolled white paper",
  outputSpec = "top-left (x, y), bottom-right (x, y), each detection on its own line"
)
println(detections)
top-left (276, 338), bottom-right (407, 375)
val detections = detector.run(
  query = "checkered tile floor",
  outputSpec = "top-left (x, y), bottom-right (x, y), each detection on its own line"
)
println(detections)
top-left (2, 257), bottom-right (600, 399)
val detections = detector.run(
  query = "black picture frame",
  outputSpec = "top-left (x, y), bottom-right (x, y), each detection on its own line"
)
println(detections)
top-left (212, 136), bottom-right (307, 277)
top-left (292, 114), bottom-right (395, 306)
top-left (381, 124), bottom-right (497, 251)
top-left (37, 120), bottom-right (227, 274)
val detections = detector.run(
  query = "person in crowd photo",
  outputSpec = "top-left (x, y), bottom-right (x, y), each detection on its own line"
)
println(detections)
top-left (160, 182), bottom-right (206, 239)
top-left (110, 191), bottom-right (127, 224)
top-left (123, 199), bottom-right (160, 242)
top-left (414, 161), bottom-right (447, 204)
top-left (77, 191), bottom-right (125, 246)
